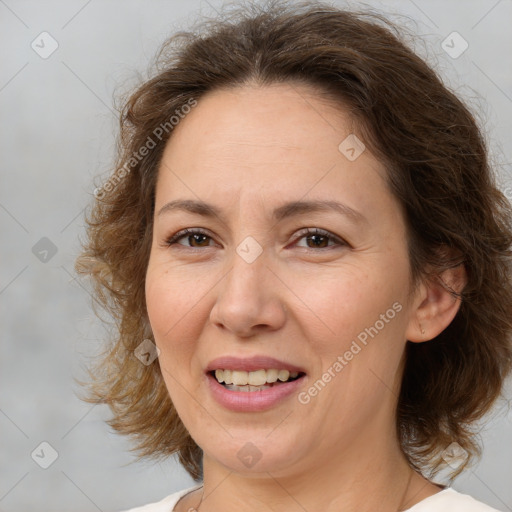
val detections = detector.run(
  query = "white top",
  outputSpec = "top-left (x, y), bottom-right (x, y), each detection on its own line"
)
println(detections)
top-left (121, 484), bottom-right (504, 511)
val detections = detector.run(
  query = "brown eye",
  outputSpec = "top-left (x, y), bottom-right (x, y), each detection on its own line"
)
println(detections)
top-left (294, 228), bottom-right (347, 250)
top-left (166, 229), bottom-right (214, 248)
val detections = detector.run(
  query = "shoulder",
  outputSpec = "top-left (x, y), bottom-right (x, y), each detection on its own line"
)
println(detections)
top-left (406, 487), bottom-right (504, 512)
top-left (120, 484), bottom-right (203, 512)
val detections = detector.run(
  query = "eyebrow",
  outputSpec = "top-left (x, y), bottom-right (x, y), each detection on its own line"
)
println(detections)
top-left (157, 198), bottom-right (368, 225)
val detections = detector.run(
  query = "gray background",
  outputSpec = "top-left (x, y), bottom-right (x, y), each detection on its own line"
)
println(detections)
top-left (1, 0), bottom-right (511, 511)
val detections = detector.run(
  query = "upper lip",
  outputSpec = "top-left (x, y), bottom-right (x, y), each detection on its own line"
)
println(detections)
top-left (206, 355), bottom-right (306, 374)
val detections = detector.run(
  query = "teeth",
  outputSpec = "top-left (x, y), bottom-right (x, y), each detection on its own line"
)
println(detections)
top-left (278, 369), bottom-right (290, 382)
top-left (226, 370), bottom-right (234, 385)
top-left (248, 369), bottom-right (267, 386)
top-left (266, 369), bottom-right (279, 383)
top-left (213, 369), bottom-right (300, 386)
top-left (232, 370), bottom-right (248, 386)
top-left (225, 384), bottom-right (273, 392)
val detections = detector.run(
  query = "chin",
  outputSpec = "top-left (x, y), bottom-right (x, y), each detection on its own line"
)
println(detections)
top-left (200, 429), bottom-right (306, 475)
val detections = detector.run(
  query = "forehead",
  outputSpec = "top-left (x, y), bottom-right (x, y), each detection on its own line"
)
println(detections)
top-left (155, 82), bottom-right (390, 216)
top-left (164, 82), bottom-right (356, 160)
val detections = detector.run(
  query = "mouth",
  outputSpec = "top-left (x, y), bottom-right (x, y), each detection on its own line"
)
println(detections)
top-left (208, 368), bottom-right (305, 392)
top-left (205, 355), bottom-right (307, 410)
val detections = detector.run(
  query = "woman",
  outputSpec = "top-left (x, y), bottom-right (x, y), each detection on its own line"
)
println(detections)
top-left (76, 1), bottom-right (512, 511)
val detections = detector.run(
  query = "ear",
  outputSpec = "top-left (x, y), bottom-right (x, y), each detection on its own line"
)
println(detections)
top-left (405, 262), bottom-right (467, 343)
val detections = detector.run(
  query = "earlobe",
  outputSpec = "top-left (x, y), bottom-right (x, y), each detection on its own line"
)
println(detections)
top-left (405, 263), bottom-right (467, 343)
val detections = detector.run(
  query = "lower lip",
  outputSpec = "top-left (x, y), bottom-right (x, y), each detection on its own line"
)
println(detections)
top-left (206, 372), bottom-right (306, 412)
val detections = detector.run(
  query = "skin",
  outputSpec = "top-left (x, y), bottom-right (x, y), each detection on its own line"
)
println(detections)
top-left (145, 82), bottom-right (466, 512)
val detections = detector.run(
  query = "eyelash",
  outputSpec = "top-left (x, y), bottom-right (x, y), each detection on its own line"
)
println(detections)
top-left (164, 227), bottom-right (348, 251)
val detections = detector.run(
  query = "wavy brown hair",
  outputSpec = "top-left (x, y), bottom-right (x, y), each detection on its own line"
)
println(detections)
top-left (76, 0), bottom-right (512, 482)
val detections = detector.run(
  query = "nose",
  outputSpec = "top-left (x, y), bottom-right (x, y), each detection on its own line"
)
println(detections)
top-left (209, 246), bottom-right (287, 338)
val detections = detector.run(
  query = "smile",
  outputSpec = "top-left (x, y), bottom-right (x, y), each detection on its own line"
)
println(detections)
top-left (205, 355), bottom-right (307, 411)
top-left (212, 369), bottom-right (302, 391)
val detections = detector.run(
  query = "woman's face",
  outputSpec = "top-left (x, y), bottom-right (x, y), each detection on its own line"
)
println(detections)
top-left (146, 82), bottom-right (418, 476)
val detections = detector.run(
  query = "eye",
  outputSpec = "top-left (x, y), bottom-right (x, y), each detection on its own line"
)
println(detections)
top-left (164, 227), bottom-right (348, 251)
top-left (292, 227), bottom-right (348, 250)
top-left (165, 228), bottom-right (215, 248)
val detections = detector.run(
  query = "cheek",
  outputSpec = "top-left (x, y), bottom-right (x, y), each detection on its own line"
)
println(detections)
top-left (145, 266), bottom-right (201, 371)
top-left (294, 265), bottom-right (403, 344)
top-left (146, 262), bottom-right (203, 336)
top-left (146, 269), bottom-right (202, 414)
top-left (302, 275), bottom-right (407, 417)
top-left (145, 271), bottom-right (173, 339)
top-left (298, 264), bottom-right (409, 400)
